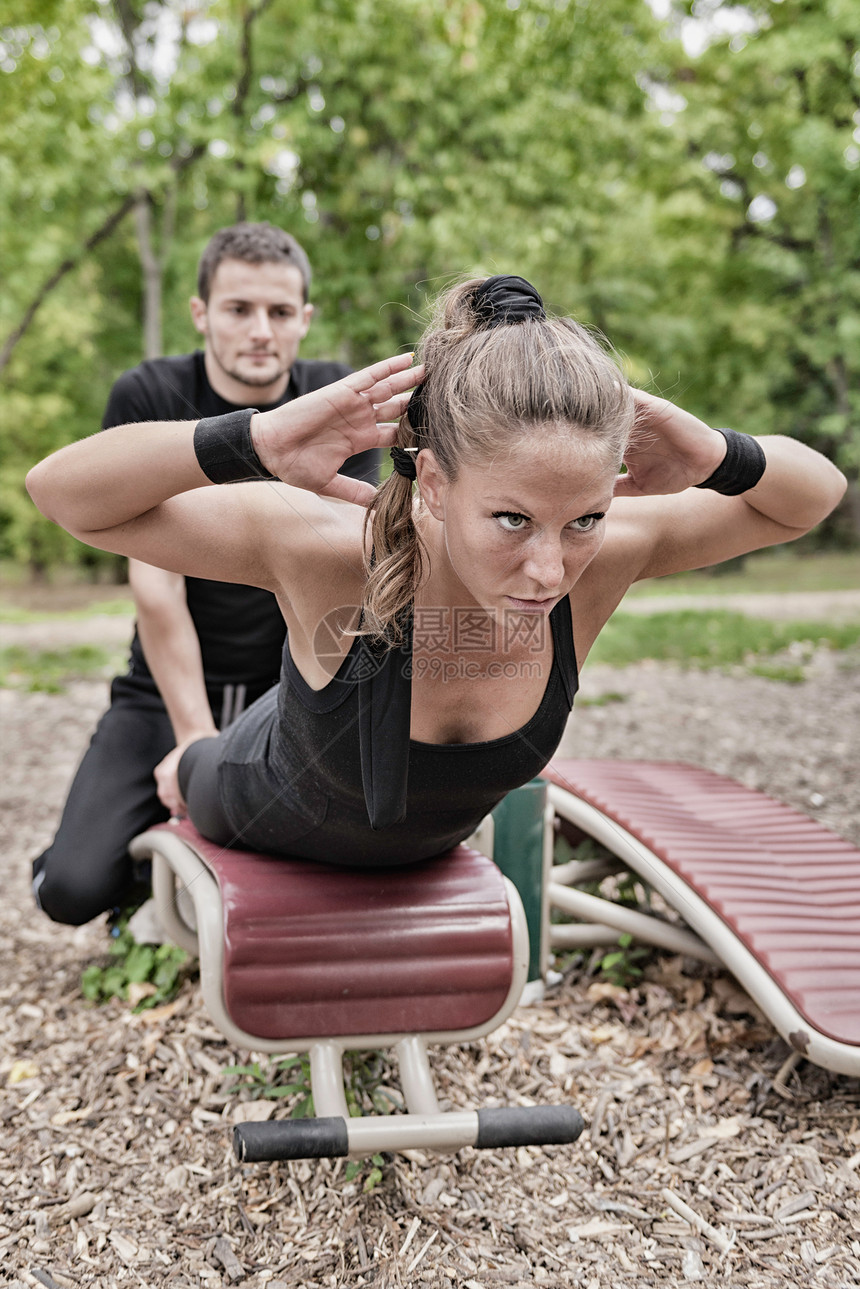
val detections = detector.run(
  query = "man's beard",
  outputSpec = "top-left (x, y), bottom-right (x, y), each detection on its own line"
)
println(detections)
top-left (210, 341), bottom-right (289, 389)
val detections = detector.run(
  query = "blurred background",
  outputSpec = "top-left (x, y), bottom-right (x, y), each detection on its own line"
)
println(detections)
top-left (1, 0), bottom-right (858, 581)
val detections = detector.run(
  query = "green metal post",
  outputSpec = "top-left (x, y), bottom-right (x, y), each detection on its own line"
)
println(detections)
top-left (491, 779), bottom-right (549, 982)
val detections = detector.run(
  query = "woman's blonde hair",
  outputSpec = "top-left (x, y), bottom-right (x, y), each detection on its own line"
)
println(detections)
top-left (362, 276), bottom-right (633, 641)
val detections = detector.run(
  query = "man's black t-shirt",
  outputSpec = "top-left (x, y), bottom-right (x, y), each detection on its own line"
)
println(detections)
top-left (102, 350), bottom-right (375, 690)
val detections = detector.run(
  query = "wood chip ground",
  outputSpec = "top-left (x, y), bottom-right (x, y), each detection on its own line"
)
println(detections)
top-left (2, 639), bottom-right (859, 1288)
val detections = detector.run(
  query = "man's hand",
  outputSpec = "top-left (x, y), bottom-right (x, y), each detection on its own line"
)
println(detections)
top-left (613, 389), bottom-right (729, 499)
top-left (251, 352), bottom-right (424, 506)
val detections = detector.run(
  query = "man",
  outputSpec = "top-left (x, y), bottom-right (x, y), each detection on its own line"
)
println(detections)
top-left (33, 222), bottom-right (377, 924)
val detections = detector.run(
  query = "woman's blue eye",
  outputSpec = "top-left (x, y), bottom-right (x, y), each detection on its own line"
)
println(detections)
top-left (493, 511), bottom-right (529, 531)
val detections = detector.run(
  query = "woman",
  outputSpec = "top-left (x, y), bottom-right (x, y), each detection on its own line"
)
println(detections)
top-left (27, 276), bottom-right (846, 865)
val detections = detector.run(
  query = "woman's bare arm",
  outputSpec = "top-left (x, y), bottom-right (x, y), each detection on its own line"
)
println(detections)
top-left (26, 353), bottom-right (422, 589)
top-left (609, 392), bottom-right (847, 582)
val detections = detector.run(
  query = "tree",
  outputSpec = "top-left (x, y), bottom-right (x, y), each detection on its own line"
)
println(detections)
top-left (651, 0), bottom-right (860, 535)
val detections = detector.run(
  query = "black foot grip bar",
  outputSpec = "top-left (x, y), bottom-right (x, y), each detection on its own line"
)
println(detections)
top-left (234, 1105), bottom-right (584, 1163)
top-left (475, 1105), bottom-right (584, 1149)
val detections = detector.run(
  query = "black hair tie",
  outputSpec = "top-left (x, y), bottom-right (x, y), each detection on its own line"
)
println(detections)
top-left (390, 446), bottom-right (418, 480)
top-left (405, 274), bottom-right (545, 440)
top-left (472, 274), bottom-right (546, 328)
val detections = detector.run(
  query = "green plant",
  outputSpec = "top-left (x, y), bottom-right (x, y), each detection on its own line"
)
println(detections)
top-left (553, 833), bottom-right (610, 868)
top-left (552, 835), bottom-right (655, 985)
top-left (747, 662), bottom-right (806, 684)
top-left (222, 1056), bottom-right (315, 1118)
top-left (221, 1050), bottom-right (394, 1189)
top-left (598, 932), bottom-right (651, 988)
top-left (80, 913), bottom-right (189, 1010)
top-left (0, 598), bottom-right (134, 623)
top-left (0, 643), bottom-right (120, 692)
top-left (344, 1154), bottom-right (386, 1191)
top-left (624, 549), bottom-right (860, 598)
top-left (343, 1050), bottom-right (403, 1117)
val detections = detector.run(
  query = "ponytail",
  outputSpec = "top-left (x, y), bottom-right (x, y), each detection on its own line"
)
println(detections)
top-left (360, 421), bottom-right (427, 645)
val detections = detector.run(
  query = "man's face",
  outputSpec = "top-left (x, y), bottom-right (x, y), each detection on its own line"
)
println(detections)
top-left (190, 258), bottom-right (313, 403)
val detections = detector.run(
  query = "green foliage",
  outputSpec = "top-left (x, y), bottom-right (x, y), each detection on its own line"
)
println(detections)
top-left (746, 661), bottom-right (807, 684)
top-left (344, 1154), bottom-right (385, 1192)
top-left (552, 834), bottom-right (654, 987)
top-left (598, 933), bottom-right (652, 989)
top-left (0, 597), bottom-right (134, 623)
top-left (589, 609), bottom-right (860, 672)
top-left (647, 0), bottom-right (860, 492)
top-left (80, 914), bottom-right (189, 1010)
top-left (576, 690), bottom-right (628, 709)
top-left (0, 642), bottom-right (119, 691)
top-left (221, 1048), bottom-right (394, 1187)
top-left (222, 1056), bottom-right (315, 1119)
top-left (629, 549), bottom-right (860, 597)
top-left (3, 0), bottom-right (860, 573)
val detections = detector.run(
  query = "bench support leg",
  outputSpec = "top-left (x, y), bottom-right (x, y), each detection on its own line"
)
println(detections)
top-left (396, 1037), bottom-right (440, 1115)
top-left (233, 1032), bottom-right (584, 1163)
top-left (309, 1042), bottom-right (350, 1119)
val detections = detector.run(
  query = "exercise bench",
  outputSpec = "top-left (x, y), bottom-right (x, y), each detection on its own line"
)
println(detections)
top-left (129, 818), bottom-right (584, 1163)
top-left (540, 759), bottom-right (860, 1079)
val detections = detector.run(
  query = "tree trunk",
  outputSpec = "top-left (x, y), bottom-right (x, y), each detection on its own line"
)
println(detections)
top-left (134, 192), bottom-right (163, 360)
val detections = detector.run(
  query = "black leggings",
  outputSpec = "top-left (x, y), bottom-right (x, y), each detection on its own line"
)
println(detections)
top-left (178, 735), bottom-right (234, 847)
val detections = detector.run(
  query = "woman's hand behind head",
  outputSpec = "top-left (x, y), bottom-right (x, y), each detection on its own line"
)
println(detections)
top-left (613, 389), bottom-right (728, 499)
top-left (251, 353), bottom-right (424, 507)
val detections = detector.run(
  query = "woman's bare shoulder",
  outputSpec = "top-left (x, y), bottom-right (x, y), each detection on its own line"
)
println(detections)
top-left (263, 485), bottom-right (369, 629)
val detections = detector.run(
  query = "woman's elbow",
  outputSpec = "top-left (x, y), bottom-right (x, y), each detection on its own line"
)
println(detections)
top-left (26, 457), bottom-right (92, 538)
top-left (25, 460), bottom-right (57, 522)
top-left (785, 443), bottom-right (848, 531)
top-left (816, 460), bottom-right (849, 524)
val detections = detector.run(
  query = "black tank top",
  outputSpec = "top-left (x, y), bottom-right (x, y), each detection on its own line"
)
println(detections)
top-left (215, 598), bottom-right (578, 865)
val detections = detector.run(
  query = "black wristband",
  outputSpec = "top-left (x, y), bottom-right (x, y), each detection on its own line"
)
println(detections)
top-left (193, 408), bottom-right (275, 484)
top-left (695, 427), bottom-right (766, 496)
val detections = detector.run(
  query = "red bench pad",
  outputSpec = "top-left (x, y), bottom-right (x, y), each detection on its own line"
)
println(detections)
top-left (542, 760), bottom-right (860, 1048)
top-left (158, 820), bottom-right (514, 1040)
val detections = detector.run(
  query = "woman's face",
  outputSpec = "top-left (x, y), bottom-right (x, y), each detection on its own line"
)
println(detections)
top-left (417, 434), bottom-right (618, 617)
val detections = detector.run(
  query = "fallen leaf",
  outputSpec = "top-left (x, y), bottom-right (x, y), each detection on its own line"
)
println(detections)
top-left (127, 981), bottom-right (157, 1008)
top-left (51, 1106), bottom-right (95, 1126)
top-left (133, 997), bottom-right (185, 1026)
top-left (701, 1115), bottom-right (743, 1140)
top-left (8, 1059), bottom-right (38, 1084)
top-left (232, 1100), bottom-right (276, 1124)
top-left (567, 1218), bottom-right (629, 1240)
top-left (586, 982), bottom-right (630, 1004)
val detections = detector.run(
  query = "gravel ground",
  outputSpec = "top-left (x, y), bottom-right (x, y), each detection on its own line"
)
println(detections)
top-left (1, 597), bottom-right (859, 1288)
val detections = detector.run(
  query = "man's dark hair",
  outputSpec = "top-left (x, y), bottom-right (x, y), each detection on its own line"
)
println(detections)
top-left (197, 222), bottom-right (312, 303)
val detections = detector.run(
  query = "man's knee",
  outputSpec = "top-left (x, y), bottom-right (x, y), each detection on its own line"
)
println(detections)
top-left (32, 848), bottom-right (131, 926)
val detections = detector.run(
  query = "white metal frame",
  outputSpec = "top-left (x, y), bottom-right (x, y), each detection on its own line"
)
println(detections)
top-left (545, 784), bottom-right (860, 1078)
top-left (129, 825), bottom-right (538, 1157)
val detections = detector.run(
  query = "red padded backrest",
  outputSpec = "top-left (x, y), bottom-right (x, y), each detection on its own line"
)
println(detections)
top-left (163, 820), bottom-right (513, 1040)
top-left (543, 759), bottom-right (860, 1047)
